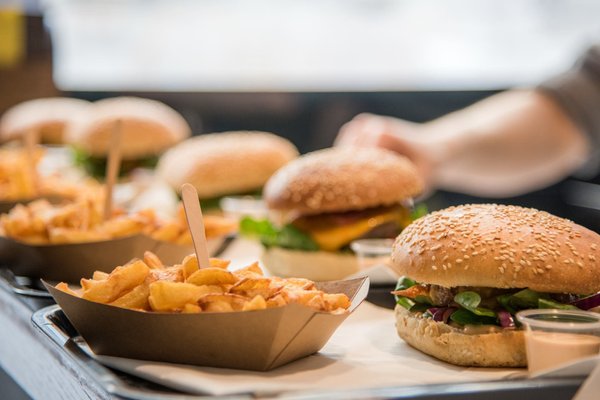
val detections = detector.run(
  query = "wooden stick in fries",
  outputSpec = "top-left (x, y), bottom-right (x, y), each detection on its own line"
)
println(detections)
top-left (103, 119), bottom-right (123, 221)
top-left (181, 183), bottom-right (210, 269)
top-left (23, 128), bottom-right (39, 196)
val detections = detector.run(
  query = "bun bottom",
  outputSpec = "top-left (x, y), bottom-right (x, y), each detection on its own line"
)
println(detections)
top-left (261, 247), bottom-right (359, 281)
top-left (394, 305), bottom-right (526, 367)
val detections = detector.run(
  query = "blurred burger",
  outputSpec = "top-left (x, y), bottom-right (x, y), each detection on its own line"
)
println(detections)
top-left (391, 204), bottom-right (600, 367)
top-left (0, 97), bottom-right (91, 144)
top-left (156, 131), bottom-right (299, 210)
top-left (242, 147), bottom-right (424, 281)
top-left (66, 97), bottom-right (191, 178)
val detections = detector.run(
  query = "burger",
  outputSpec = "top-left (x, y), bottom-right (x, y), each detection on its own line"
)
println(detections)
top-left (156, 131), bottom-right (299, 210)
top-left (391, 203), bottom-right (600, 367)
top-left (0, 97), bottom-right (91, 144)
top-left (242, 147), bottom-right (424, 281)
top-left (66, 96), bottom-right (191, 178)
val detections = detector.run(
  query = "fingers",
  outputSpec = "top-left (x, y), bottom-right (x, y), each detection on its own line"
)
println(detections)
top-left (334, 113), bottom-right (386, 147)
top-left (333, 113), bottom-right (435, 193)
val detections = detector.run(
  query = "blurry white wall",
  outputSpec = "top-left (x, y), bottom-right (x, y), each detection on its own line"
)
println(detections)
top-left (43, 0), bottom-right (600, 92)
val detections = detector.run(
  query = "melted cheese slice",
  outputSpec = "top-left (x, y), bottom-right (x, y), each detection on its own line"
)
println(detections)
top-left (308, 210), bottom-right (407, 252)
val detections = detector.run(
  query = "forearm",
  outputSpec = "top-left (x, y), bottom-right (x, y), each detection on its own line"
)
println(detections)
top-left (421, 90), bottom-right (590, 197)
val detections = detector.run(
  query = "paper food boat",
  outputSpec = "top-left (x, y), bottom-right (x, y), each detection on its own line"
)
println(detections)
top-left (45, 277), bottom-right (369, 371)
top-left (0, 234), bottom-right (226, 282)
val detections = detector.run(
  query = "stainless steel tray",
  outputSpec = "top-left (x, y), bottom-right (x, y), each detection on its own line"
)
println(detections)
top-left (31, 305), bottom-right (585, 400)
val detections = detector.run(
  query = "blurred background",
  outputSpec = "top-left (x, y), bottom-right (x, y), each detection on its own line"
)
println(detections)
top-left (2, 0), bottom-right (600, 227)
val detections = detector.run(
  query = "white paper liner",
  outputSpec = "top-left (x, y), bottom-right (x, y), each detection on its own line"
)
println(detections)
top-left (85, 303), bottom-right (519, 396)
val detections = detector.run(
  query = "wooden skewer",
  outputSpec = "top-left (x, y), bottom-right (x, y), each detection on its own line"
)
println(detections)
top-left (23, 129), bottom-right (39, 197)
top-left (181, 183), bottom-right (210, 269)
top-left (103, 120), bottom-right (123, 222)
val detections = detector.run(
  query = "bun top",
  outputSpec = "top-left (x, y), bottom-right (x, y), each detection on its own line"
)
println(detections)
top-left (0, 97), bottom-right (91, 144)
top-left (392, 204), bottom-right (600, 294)
top-left (157, 131), bottom-right (298, 199)
top-left (66, 97), bottom-right (191, 159)
top-left (264, 147), bottom-right (423, 215)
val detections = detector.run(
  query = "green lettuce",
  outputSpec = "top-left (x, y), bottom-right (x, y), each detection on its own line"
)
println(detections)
top-left (239, 217), bottom-right (319, 251)
top-left (454, 291), bottom-right (496, 317)
top-left (496, 289), bottom-right (576, 312)
top-left (410, 203), bottom-right (429, 221)
top-left (393, 277), bottom-right (580, 327)
top-left (538, 298), bottom-right (578, 310)
top-left (394, 276), bottom-right (418, 310)
top-left (450, 309), bottom-right (497, 325)
top-left (72, 147), bottom-right (158, 179)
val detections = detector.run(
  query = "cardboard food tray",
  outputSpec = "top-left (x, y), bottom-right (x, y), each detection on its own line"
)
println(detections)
top-left (0, 234), bottom-right (225, 283)
top-left (44, 277), bottom-right (369, 371)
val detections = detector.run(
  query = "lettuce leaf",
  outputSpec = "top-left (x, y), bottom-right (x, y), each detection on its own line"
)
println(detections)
top-left (410, 203), bottom-right (429, 221)
top-left (394, 276), bottom-right (418, 310)
top-left (72, 147), bottom-right (158, 179)
top-left (496, 289), bottom-right (577, 312)
top-left (453, 291), bottom-right (496, 317)
top-left (538, 298), bottom-right (578, 310)
top-left (239, 217), bottom-right (319, 251)
top-left (450, 308), bottom-right (497, 325)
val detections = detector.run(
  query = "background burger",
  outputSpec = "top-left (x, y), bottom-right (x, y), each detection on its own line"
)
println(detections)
top-left (156, 131), bottom-right (298, 211)
top-left (243, 147), bottom-right (424, 281)
top-left (66, 96), bottom-right (191, 178)
top-left (0, 97), bottom-right (91, 144)
top-left (391, 203), bottom-right (600, 367)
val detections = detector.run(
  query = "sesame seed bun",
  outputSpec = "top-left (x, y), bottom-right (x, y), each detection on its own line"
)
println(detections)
top-left (395, 305), bottom-right (526, 367)
top-left (157, 131), bottom-right (299, 199)
top-left (66, 97), bottom-right (191, 159)
top-left (391, 204), bottom-right (600, 294)
top-left (0, 97), bottom-right (92, 144)
top-left (260, 246), bottom-right (359, 281)
top-left (264, 148), bottom-right (423, 216)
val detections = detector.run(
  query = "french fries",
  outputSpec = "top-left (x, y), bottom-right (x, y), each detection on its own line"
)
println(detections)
top-left (148, 204), bottom-right (237, 245)
top-left (81, 259), bottom-right (150, 303)
top-left (0, 147), bottom-right (101, 202)
top-left (56, 253), bottom-right (351, 314)
top-left (0, 148), bottom-right (43, 201)
top-left (0, 197), bottom-right (143, 244)
top-left (0, 199), bottom-right (237, 245)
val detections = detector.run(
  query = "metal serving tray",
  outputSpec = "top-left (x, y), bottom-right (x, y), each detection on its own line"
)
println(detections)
top-left (32, 305), bottom-right (585, 400)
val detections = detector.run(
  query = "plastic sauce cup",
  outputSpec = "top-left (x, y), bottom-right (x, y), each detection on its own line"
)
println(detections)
top-left (350, 239), bottom-right (395, 271)
top-left (516, 309), bottom-right (600, 374)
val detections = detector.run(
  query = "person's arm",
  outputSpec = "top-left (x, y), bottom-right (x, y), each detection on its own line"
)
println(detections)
top-left (336, 45), bottom-right (600, 198)
top-left (421, 89), bottom-right (589, 197)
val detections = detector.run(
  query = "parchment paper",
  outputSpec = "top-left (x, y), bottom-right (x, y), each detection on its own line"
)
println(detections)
top-left (88, 302), bottom-right (519, 396)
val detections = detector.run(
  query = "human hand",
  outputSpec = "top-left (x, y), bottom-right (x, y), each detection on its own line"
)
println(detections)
top-left (334, 113), bottom-right (435, 190)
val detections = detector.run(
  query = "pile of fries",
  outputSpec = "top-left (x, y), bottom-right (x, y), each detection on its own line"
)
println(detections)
top-left (151, 205), bottom-right (237, 245)
top-left (0, 148), bottom-right (42, 200)
top-left (0, 197), bottom-right (237, 245)
top-left (0, 147), bottom-right (101, 202)
top-left (0, 197), bottom-right (151, 244)
top-left (56, 252), bottom-right (351, 314)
